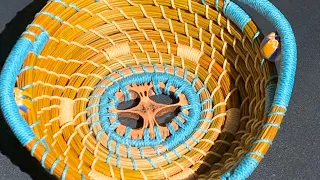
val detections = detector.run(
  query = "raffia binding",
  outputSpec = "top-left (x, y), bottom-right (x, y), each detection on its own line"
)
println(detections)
top-left (177, 44), bottom-right (202, 63)
top-left (89, 169), bottom-right (117, 180)
top-left (59, 98), bottom-right (75, 126)
top-left (223, 108), bottom-right (241, 135)
top-left (103, 42), bottom-right (131, 59)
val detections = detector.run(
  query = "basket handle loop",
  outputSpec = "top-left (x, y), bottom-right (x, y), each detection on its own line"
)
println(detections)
top-left (0, 38), bottom-right (36, 146)
top-left (220, 0), bottom-right (296, 179)
top-left (233, 0), bottom-right (297, 108)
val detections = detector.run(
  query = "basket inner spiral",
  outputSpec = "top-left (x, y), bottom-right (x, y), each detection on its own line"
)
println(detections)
top-left (14, 0), bottom-right (278, 179)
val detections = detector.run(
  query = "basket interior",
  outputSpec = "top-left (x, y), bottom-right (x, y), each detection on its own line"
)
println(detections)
top-left (12, 0), bottom-right (279, 179)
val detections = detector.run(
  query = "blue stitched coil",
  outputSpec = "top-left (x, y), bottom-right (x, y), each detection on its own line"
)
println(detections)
top-left (97, 67), bottom-right (202, 149)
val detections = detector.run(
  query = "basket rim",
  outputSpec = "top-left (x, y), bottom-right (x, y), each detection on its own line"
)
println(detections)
top-left (0, 0), bottom-right (296, 179)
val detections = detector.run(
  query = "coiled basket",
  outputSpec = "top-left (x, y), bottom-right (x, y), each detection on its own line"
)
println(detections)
top-left (0, 0), bottom-right (296, 179)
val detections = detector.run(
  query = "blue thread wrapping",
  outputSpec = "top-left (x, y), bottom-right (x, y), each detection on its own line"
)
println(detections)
top-left (96, 129), bottom-right (104, 140)
top-left (147, 157), bottom-right (157, 168)
top-left (172, 149), bottom-right (181, 158)
top-left (125, 127), bottom-right (131, 138)
top-left (88, 94), bottom-right (101, 99)
top-left (179, 112), bottom-right (190, 123)
top-left (141, 64), bottom-right (148, 72)
top-left (223, 0), bottom-right (231, 12)
top-left (174, 86), bottom-right (185, 97)
top-left (183, 68), bottom-right (188, 81)
top-left (56, 0), bottom-right (69, 7)
top-left (115, 69), bottom-right (126, 78)
top-left (201, 98), bottom-right (213, 106)
top-left (190, 136), bottom-right (200, 143)
top-left (268, 111), bottom-right (285, 116)
top-left (36, 11), bottom-right (63, 23)
top-left (152, 78), bottom-right (162, 95)
top-left (173, 66), bottom-right (178, 76)
top-left (252, 31), bottom-right (260, 46)
top-left (164, 64), bottom-right (169, 73)
top-left (173, 117), bottom-right (184, 128)
top-left (197, 86), bottom-right (207, 96)
top-left (139, 147), bottom-right (145, 158)
top-left (106, 152), bottom-right (113, 163)
top-left (115, 142), bottom-right (120, 155)
top-left (87, 112), bottom-right (99, 122)
top-left (199, 118), bottom-right (213, 123)
top-left (49, 0), bottom-right (68, 7)
top-left (61, 165), bottom-right (68, 180)
top-left (247, 151), bottom-right (264, 158)
top-left (220, 155), bottom-right (259, 180)
top-left (69, 3), bottom-right (81, 11)
top-left (183, 142), bottom-right (192, 151)
top-left (90, 121), bottom-right (101, 130)
top-left (127, 145), bottom-right (131, 158)
top-left (98, 103), bottom-right (116, 110)
top-left (181, 105), bottom-right (192, 111)
top-left (215, 0), bottom-right (219, 10)
top-left (164, 79), bottom-right (172, 95)
top-left (117, 155), bottom-right (121, 167)
top-left (131, 158), bottom-right (137, 170)
top-left (27, 23), bottom-right (46, 32)
top-left (41, 148), bottom-right (50, 168)
top-left (153, 63), bottom-right (158, 73)
top-left (50, 157), bottom-right (61, 174)
top-left (108, 121), bottom-right (120, 131)
top-left (201, 108), bottom-right (214, 113)
top-left (0, 38), bottom-right (35, 145)
top-left (86, 103), bottom-right (100, 110)
top-left (162, 153), bottom-right (171, 163)
top-left (22, 31), bottom-right (38, 38)
top-left (95, 84), bottom-right (109, 89)
top-left (167, 123), bottom-right (176, 135)
top-left (31, 31), bottom-right (49, 55)
top-left (253, 139), bottom-right (272, 145)
top-left (144, 128), bottom-right (150, 141)
top-left (262, 123), bottom-right (280, 129)
top-left (223, 2), bottom-right (251, 31)
top-left (21, 83), bottom-right (34, 90)
top-left (195, 127), bottom-right (208, 133)
top-left (129, 66), bottom-right (137, 74)
top-left (154, 126), bottom-right (162, 142)
top-left (153, 146), bottom-right (160, 155)
top-left (107, 136), bottom-right (112, 152)
top-left (191, 75), bottom-right (198, 87)
top-left (122, 86), bottom-right (131, 101)
top-left (30, 120), bottom-right (40, 128)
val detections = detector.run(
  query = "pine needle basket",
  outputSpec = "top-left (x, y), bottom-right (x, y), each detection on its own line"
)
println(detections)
top-left (0, 0), bottom-right (297, 179)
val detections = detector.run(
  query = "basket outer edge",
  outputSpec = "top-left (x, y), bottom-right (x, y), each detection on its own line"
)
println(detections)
top-left (220, 0), bottom-right (297, 179)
